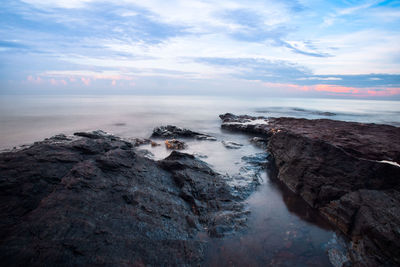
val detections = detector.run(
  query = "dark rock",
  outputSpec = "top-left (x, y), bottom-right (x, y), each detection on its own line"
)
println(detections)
top-left (220, 113), bottom-right (400, 266)
top-left (321, 190), bottom-right (400, 266)
top-left (0, 131), bottom-right (245, 266)
top-left (159, 151), bottom-right (248, 237)
top-left (132, 138), bottom-right (152, 146)
top-left (193, 152), bottom-right (208, 159)
top-left (152, 125), bottom-right (216, 140)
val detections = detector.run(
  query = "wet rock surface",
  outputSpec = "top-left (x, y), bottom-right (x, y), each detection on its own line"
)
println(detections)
top-left (220, 113), bottom-right (400, 266)
top-left (225, 152), bottom-right (269, 199)
top-left (0, 131), bottom-right (245, 266)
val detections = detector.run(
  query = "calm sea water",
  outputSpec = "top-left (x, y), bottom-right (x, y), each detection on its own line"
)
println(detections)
top-left (1, 95), bottom-right (399, 150)
top-left (1, 95), bottom-right (399, 266)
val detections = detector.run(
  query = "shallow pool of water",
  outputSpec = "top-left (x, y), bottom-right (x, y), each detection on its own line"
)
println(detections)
top-left (139, 128), bottom-right (335, 266)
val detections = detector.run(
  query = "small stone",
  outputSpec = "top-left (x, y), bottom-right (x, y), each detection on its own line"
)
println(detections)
top-left (165, 139), bottom-right (187, 150)
top-left (150, 141), bottom-right (160, 147)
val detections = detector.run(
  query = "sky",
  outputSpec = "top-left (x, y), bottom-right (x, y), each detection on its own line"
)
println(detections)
top-left (1, 0), bottom-right (400, 98)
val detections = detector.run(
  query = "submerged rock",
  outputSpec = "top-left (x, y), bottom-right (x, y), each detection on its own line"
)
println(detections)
top-left (221, 140), bottom-right (243, 149)
top-left (0, 131), bottom-right (245, 266)
top-left (223, 152), bottom-right (269, 199)
top-left (220, 113), bottom-right (400, 266)
top-left (152, 125), bottom-right (216, 141)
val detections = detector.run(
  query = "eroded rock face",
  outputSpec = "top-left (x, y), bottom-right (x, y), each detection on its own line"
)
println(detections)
top-left (220, 113), bottom-right (400, 266)
top-left (0, 131), bottom-right (244, 266)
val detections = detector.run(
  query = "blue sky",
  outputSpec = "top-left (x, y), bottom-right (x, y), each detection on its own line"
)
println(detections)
top-left (1, 0), bottom-right (400, 98)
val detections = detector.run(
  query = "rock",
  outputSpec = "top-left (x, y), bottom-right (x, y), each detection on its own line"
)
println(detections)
top-left (152, 125), bottom-right (216, 140)
top-left (221, 141), bottom-right (243, 149)
top-left (241, 152), bottom-right (269, 166)
top-left (321, 190), bottom-right (400, 266)
top-left (159, 151), bottom-right (248, 237)
top-left (0, 131), bottom-right (245, 266)
top-left (193, 152), bottom-right (208, 159)
top-left (219, 113), bottom-right (400, 266)
top-left (73, 130), bottom-right (111, 139)
top-left (131, 138), bottom-right (152, 146)
top-left (165, 139), bottom-right (187, 150)
top-left (219, 113), bottom-right (269, 135)
top-left (222, 152), bottom-right (269, 199)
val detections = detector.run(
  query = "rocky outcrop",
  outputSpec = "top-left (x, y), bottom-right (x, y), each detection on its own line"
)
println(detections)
top-left (0, 131), bottom-right (244, 266)
top-left (152, 125), bottom-right (216, 141)
top-left (220, 113), bottom-right (400, 266)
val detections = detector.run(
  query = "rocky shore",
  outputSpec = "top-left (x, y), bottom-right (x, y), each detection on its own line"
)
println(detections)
top-left (0, 130), bottom-right (247, 266)
top-left (1, 114), bottom-right (399, 266)
top-left (220, 113), bottom-right (400, 266)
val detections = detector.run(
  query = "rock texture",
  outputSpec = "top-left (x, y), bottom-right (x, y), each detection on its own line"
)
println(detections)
top-left (0, 131), bottom-right (244, 266)
top-left (220, 113), bottom-right (400, 266)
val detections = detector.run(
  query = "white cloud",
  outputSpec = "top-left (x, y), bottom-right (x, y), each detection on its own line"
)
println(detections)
top-left (21, 0), bottom-right (94, 9)
top-left (5, 0), bottom-right (400, 93)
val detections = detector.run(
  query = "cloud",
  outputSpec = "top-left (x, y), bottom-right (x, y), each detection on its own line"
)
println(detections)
top-left (20, 0), bottom-right (94, 9)
top-left (196, 57), bottom-right (311, 81)
top-left (262, 82), bottom-right (400, 97)
top-left (322, 1), bottom-right (385, 27)
top-left (0, 0), bottom-right (399, 99)
top-left (297, 77), bottom-right (342, 81)
top-left (81, 77), bottom-right (91, 86)
top-left (276, 40), bottom-right (332, 58)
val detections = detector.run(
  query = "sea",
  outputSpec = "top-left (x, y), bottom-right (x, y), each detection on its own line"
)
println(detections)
top-left (1, 95), bottom-right (399, 266)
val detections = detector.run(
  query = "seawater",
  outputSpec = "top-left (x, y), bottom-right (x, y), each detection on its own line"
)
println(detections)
top-left (1, 95), bottom-right (399, 266)
top-left (1, 95), bottom-right (399, 150)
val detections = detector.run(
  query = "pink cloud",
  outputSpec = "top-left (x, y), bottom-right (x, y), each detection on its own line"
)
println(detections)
top-left (111, 80), bottom-right (116, 86)
top-left (81, 77), bottom-right (91, 86)
top-left (314, 84), bottom-right (359, 94)
top-left (27, 75), bottom-right (42, 83)
top-left (50, 78), bottom-right (57, 85)
top-left (262, 82), bottom-right (400, 97)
